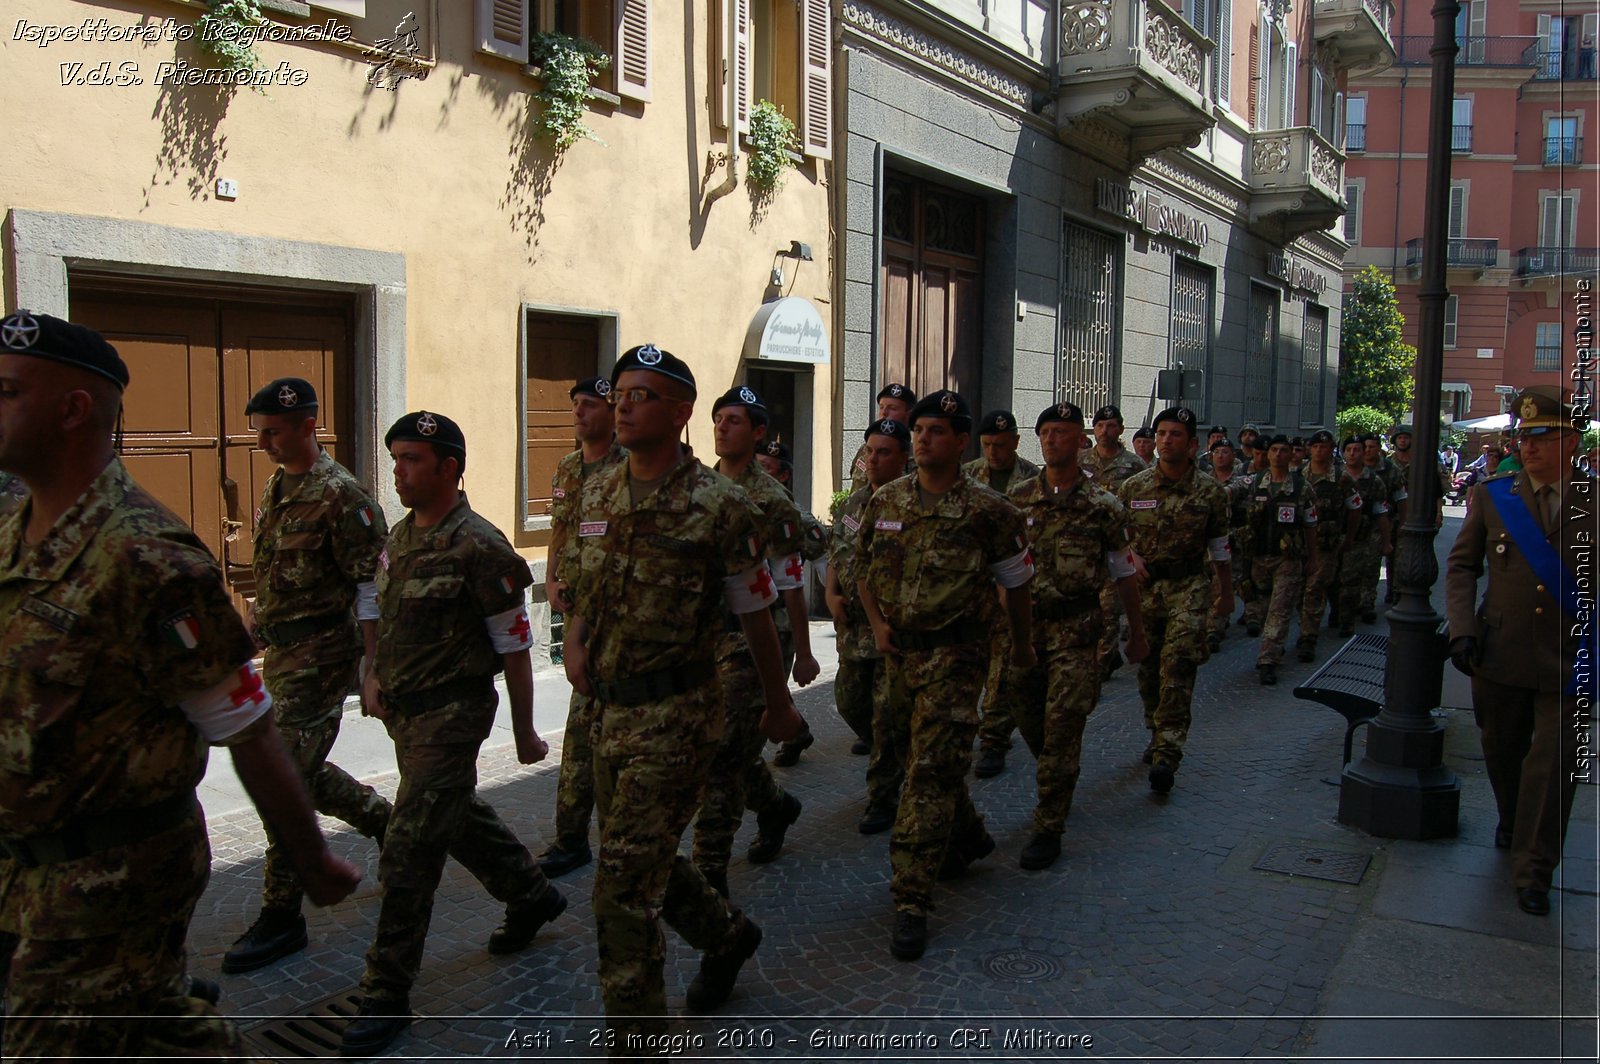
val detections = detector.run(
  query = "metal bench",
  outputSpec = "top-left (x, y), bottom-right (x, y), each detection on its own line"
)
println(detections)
top-left (1294, 633), bottom-right (1388, 765)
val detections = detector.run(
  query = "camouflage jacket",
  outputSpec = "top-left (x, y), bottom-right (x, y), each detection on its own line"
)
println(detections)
top-left (1371, 456), bottom-right (1410, 510)
top-left (1208, 467), bottom-right (1254, 532)
top-left (1009, 471), bottom-right (1130, 607)
top-left (1080, 444), bottom-right (1148, 492)
top-left (718, 461), bottom-right (806, 599)
top-left (1303, 466), bottom-right (1355, 550)
top-left (548, 439), bottom-right (627, 584)
top-left (962, 455), bottom-right (1041, 496)
top-left (0, 460), bottom-right (257, 835)
top-left (1117, 462), bottom-right (1231, 570)
top-left (375, 494), bottom-right (532, 696)
top-left (0, 472), bottom-right (26, 520)
top-left (828, 485), bottom-right (879, 660)
top-left (857, 474), bottom-right (1031, 633)
top-left (1242, 470), bottom-right (1320, 559)
top-left (1340, 468), bottom-right (1392, 543)
top-left (253, 449), bottom-right (387, 669)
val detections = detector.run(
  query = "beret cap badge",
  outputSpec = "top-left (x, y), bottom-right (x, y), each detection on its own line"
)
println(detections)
top-left (277, 384), bottom-right (299, 407)
top-left (416, 412), bottom-right (438, 436)
top-left (594, 378), bottom-right (611, 396)
top-left (940, 393), bottom-right (958, 414)
top-left (1, 311), bottom-right (41, 351)
top-left (739, 386), bottom-right (758, 404)
top-left (636, 344), bottom-right (663, 366)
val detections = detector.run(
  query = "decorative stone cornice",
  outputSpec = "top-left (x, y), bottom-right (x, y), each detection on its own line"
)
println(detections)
top-left (841, 3), bottom-right (1033, 110)
top-left (1141, 154), bottom-right (1246, 216)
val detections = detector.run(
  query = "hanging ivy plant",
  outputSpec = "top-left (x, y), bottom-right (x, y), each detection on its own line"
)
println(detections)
top-left (197, 0), bottom-right (265, 77)
top-left (747, 99), bottom-right (799, 194)
top-left (530, 32), bottom-right (612, 151)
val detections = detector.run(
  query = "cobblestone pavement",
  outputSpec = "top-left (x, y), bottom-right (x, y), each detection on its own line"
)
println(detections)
top-left (187, 519), bottom-right (1598, 1061)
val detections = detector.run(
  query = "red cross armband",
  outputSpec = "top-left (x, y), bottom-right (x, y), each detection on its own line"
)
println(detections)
top-left (179, 662), bottom-right (274, 744)
top-left (487, 605), bottom-right (534, 653)
top-left (725, 562), bottom-right (778, 614)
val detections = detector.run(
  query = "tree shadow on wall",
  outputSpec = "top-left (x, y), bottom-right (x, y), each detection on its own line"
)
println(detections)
top-left (146, 81), bottom-right (235, 209)
top-left (499, 97), bottom-right (560, 265)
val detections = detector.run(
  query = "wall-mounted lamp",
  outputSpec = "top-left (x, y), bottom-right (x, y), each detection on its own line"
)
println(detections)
top-left (788, 240), bottom-right (813, 261)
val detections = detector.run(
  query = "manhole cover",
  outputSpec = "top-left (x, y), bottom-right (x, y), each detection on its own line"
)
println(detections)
top-left (979, 949), bottom-right (1062, 982)
top-left (1253, 843), bottom-right (1371, 884)
top-left (243, 991), bottom-right (366, 1060)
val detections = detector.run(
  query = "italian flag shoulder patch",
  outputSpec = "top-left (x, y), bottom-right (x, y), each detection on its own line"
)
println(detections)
top-left (163, 610), bottom-right (201, 650)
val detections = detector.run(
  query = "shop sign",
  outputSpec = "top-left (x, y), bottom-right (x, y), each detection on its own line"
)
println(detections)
top-left (1095, 178), bottom-right (1210, 249)
top-left (743, 297), bottom-right (829, 365)
top-left (1266, 251), bottom-right (1328, 297)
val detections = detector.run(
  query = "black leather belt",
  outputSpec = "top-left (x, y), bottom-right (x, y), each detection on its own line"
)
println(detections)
top-left (895, 620), bottom-right (984, 652)
top-left (1034, 592), bottom-right (1102, 621)
top-left (385, 675), bottom-right (496, 716)
top-left (0, 792), bottom-right (199, 868)
top-left (258, 611), bottom-right (347, 647)
top-left (1146, 558), bottom-right (1208, 581)
top-left (593, 660), bottom-right (715, 707)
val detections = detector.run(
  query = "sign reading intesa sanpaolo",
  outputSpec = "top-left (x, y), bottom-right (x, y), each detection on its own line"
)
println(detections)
top-left (743, 297), bottom-right (829, 365)
top-left (1094, 178), bottom-right (1210, 249)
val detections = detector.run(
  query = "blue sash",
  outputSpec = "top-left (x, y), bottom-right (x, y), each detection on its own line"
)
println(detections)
top-left (1483, 476), bottom-right (1595, 695)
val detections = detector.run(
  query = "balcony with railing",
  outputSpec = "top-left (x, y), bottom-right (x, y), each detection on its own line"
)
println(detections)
top-left (1404, 237), bottom-right (1499, 270)
top-left (1531, 49), bottom-right (1599, 81)
top-left (1451, 124), bottom-right (1472, 153)
top-left (1543, 135), bottom-right (1583, 165)
top-left (1053, 0), bottom-right (1214, 162)
top-left (1515, 246), bottom-right (1600, 277)
top-left (1312, 0), bottom-right (1396, 75)
top-left (1346, 122), bottom-right (1366, 152)
top-left (1395, 35), bottom-right (1539, 67)
top-left (1248, 127), bottom-right (1346, 238)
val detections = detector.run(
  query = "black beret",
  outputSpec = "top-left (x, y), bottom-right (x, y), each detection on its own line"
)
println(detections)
top-left (1207, 424), bottom-right (1227, 436)
top-left (385, 410), bottom-right (466, 456)
top-left (0, 309), bottom-right (129, 391)
top-left (570, 376), bottom-right (612, 401)
top-left (864, 417), bottom-right (911, 448)
top-left (1035, 401), bottom-right (1085, 431)
top-left (1209, 437), bottom-right (1235, 452)
top-left (761, 438), bottom-right (792, 462)
top-left (1291, 436), bottom-right (1306, 447)
top-left (1251, 436), bottom-right (1271, 451)
top-left (1093, 404), bottom-right (1124, 424)
top-left (1341, 436), bottom-right (1363, 450)
top-left (612, 343), bottom-right (696, 397)
top-left (712, 384), bottom-right (769, 425)
top-left (1132, 426), bottom-right (1154, 441)
top-left (908, 389), bottom-right (972, 430)
top-left (1308, 429), bottom-right (1336, 445)
top-left (1265, 434), bottom-right (1291, 448)
top-left (877, 383), bottom-right (916, 405)
top-left (1361, 433), bottom-right (1382, 444)
top-left (1152, 406), bottom-right (1198, 434)
top-left (245, 376), bottom-right (318, 416)
top-left (977, 409), bottom-right (1020, 435)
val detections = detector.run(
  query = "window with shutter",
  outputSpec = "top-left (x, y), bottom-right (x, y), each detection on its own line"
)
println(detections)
top-left (716, 0), bottom-right (754, 132)
top-left (478, 0), bottom-right (529, 64)
top-left (800, 0), bottom-right (832, 159)
top-left (1253, 15), bottom-right (1268, 129)
top-left (1213, 0), bottom-right (1231, 106)
top-left (1346, 95), bottom-right (1366, 151)
top-left (615, 0), bottom-right (650, 101)
top-left (1448, 184), bottom-right (1467, 238)
top-left (1541, 192), bottom-right (1578, 246)
top-left (1282, 41), bottom-right (1296, 129)
top-left (1343, 182), bottom-right (1361, 243)
top-left (1451, 97), bottom-right (1472, 153)
top-left (1443, 295), bottom-right (1458, 348)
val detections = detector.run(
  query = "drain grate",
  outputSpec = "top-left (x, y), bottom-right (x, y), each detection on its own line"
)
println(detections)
top-left (1253, 843), bottom-right (1371, 885)
top-left (243, 991), bottom-right (366, 1060)
top-left (979, 949), bottom-right (1062, 983)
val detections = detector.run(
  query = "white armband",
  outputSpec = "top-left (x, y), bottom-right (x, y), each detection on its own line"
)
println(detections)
top-left (1107, 549), bottom-right (1136, 580)
top-left (772, 553), bottom-right (804, 592)
top-left (724, 563), bottom-right (778, 614)
top-left (1393, 488), bottom-right (1409, 502)
top-left (486, 605), bottom-right (534, 653)
top-left (989, 548), bottom-right (1035, 590)
top-left (355, 580), bottom-right (379, 622)
top-left (1207, 536), bottom-right (1232, 562)
top-left (179, 662), bottom-right (273, 744)
top-left (1373, 501), bottom-right (1390, 515)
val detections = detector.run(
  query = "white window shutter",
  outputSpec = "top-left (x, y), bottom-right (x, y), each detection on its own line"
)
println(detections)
top-left (1310, 68), bottom-right (1323, 136)
top-left (800, 0), bottom-right (833, 159)
top-left (1443, 296), bottom-right (1458, 348)
top-left (715, 0), bottom-right (752, 132)
top-left (1448, 185), bottom-right (1466, 238)
top-left (1214, 0), bottom-right (1231, 106)
top-left (615, 0), bottom-right (651, 101)
top-left (1255, 17), bottom-right (1270, 128)
top-left (1343, 183), bottom-right (1360, 242)
top-left (1334, 90), bottom-right (1344, 144)
top-left (477, 0), bottom-right (528, 63)
top-left (1284, 41), bottom-right (1297, 128)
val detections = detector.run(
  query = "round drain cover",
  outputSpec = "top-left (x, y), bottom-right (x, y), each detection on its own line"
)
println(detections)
top-left (979, 949), bottom-right (1062, 982)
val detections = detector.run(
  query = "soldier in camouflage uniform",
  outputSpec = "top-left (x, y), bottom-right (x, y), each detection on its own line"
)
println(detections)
top-left (1237, 436), bottom-right (1275, 635)
top-left (1389, 424), bottom-right (1447, 529)
top-left (1008, 402), bottom-right (1147, 870)
top-left (1117, 407), bottom-right (1233, 794)
top-left (1365, 434), bottom-right (1409, 610)
top-left (221, 377), bottom-right (393, 975)
top-left (539, 377), bottom-right (627, 880)
top-left (828, 418), bottom-right (912, 834)
top-left (343, 411), bottom-right (565, 1057)
top-left (693, 386), bottom-right (816, 894)
top-left (0, 311), bottom-right (359, 1059)
top-left (1204, 438), bottom-right (1251, 652)
top-left (848, 383), bottom-right (916, 492)
top-left (1241, 435), bottom-right (1319, 685)
top-left (1336, 437), bottom-right (1393, 638)
top-left (0, 472), bottom-right (24, 518)
top-left (857, 390), bottom-right (1035, 961)
top-left (562, 346), bottom-right (802, 1046)
top-left (963, 409), bottom-right (1041, 780)
top-left (1296, 430), bottom-right (1352, 661)
top-left (1197, 425), bottom-right (1227, 473)
top-left (1080, 404), bottom-right (1148, 681)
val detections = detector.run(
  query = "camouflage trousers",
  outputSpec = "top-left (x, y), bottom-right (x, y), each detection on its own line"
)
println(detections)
top-left (836, 654), bottom-right (903, 812)
top-left (978, 624), bottom-right (1017, 754)
top-left (553, 691), bottom-right (599, 851)
top-left (693, 637), bottom-right (788, 880)
top-left (885, 642), bottom-right (987, 915)
top-left (1296, 548), bottom-right (1341, 650)
top-left (593, 734), bottom-right (741, 1043)
top-left (1236, 538), bottom-right (1267, 627)
top-left (1250, 555), bottom-right (1305, 667)
top-left (1011, 612), bottom-right (1102, 837)
top-left (1135, 572), bottom-right (1214, 771)
top-left (0, 816), bottom-right (246, 1059)
top-left (1097, 582), bottom-right (1129, 665)
top-left (1338, 535), bottom-right (1384, 624)
top-left (360, 696), bottom-right (549, 1004)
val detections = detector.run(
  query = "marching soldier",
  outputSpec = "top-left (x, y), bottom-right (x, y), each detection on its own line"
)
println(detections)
top-left (1296, 430), bottom-right (1352, 661)
top-left (827, 418), bottom-right (912, 834)
top-left (342, 412), bottom-right (565, 1056)
top-left (1198, 425), bottom-right (1227, 473)
top-left (1237, 436), bottom-right (1273, 635)
top-left (1364, 434), bottom-right (1408, 613)
top-left (856, 390), bottom-right (1035, 960)
top-left (223, 378), bottom-right (392, 974)
top-left (0, 311), bottom-right (359, 1059)
top-left (539, 377), bottom-right (627, 879)
top-left (1335, 437), bottom-right (1392, 638)
top-left (1117, 407), bottom-right (1232, 795)
top-left (1389, 423), bottom-right (1447, 528)
top-left (561, 345), bottom-right (803, 1045)
top-left (1081, 404), bottom-right (1147, 680)
top-left (1242, 435), bottom-right (1319, 685)
top-left (849, 383), bottom-right (916, 492)
top-left (1008, 402), bottom-right (1147, 870)
top-left (1204, 438), bottom-right (1251, 653)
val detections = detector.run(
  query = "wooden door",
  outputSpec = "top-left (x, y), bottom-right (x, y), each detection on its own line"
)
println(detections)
top-left (526, 314), bottom-right (600, 518)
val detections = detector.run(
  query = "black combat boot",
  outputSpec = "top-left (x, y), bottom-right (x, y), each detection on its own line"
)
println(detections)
top-left (686, 916), bottom-right (762, 1010)
top-left (747, 793), bottom-right (802, 863)
top-left (221, 908), bottom-right (308, 974)
top-left (340, 998), bottom-right (410, 1057)
top-left (487, 884), bottom-right (567, 955)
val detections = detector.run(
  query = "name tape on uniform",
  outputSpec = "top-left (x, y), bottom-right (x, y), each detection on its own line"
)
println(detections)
top-left (579, 521), bottom-right (608, 537)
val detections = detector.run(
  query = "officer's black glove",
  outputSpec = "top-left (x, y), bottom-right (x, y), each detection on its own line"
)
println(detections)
top-left (1448, 636), bottom-right (1478, 677)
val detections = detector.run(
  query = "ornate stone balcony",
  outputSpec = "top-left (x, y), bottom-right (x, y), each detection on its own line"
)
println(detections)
top-left (1053, 0), bottom-right (1214, 162)
top-left (1312, 0), bottom-right (1397, 76)
top-left (1247, 126), bottom-right (1346, 239)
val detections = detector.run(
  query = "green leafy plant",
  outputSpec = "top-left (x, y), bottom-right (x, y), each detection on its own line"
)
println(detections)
top-left (747, 99), bottom-right (798, 194)
top-left (830, 488), bottom-right (852, 519)
top-left (1334, 405), bottom-right (1393, 441)
top-left (1337, 265), bottom-right (1418, 423)
top-left (198, 0), bottom-right (264, 77)
top-left (530, 32), bottom-right (612, 151)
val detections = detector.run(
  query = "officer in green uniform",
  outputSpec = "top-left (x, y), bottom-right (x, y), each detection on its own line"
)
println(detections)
top-left (857, 389), bottom-right (1035, 961)
top-left (1008, 401), bottom-right (1147, 870)
top-left (1242, 435), bottom-right (1319, 685)
top-left (562, 345), bottom-right (802, 1048)
top-left (342, 411), bottom-right (566, 1056)
top-left (539, 377), bottom-right (627, 880)
top-left (849, 383), bottom-right (916, 492)
top-left (1336, 437), bottom-right (1392, 638)
top-left (827, 418), bottom-right (911, 834)
top-left (223, 378), bottom-right (392, 974)
top-left (1205, 437), bottom-right (1251, 653)
top-left (1296, 430), bottom-right (1353, 661)
top-left (1080, 404), bottom-right (1148, 681)
top-left (964, 409), bottom-right (1041, 780)
top-left (1117, 407), bottom-right (1232, 794)
top-left (0, 311), bottom-right (359, 1059)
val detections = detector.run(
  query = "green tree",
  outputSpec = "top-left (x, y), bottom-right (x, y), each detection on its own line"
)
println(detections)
top-left (1338, 265), bottom-right (1417, 422)
top-left (1335, 405), bottom-right (1392, 441)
